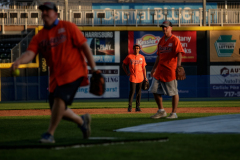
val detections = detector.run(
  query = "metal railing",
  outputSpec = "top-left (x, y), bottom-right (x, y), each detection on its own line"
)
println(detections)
top-left (1, 8), bottom-right (240, 27)
top-left (208, 9), bottom-right (240, 26)
top-left (11, 30), bottom-right (35, 62)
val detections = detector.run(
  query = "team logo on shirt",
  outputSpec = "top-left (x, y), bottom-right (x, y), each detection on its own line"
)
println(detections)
top-left (130, 59), bottom-right (142, 65)
top-left (168, 43), bottom-right (173, 47)
top-left (39, 34), bottom-right (67, 52)
top-left (58, 28), bottom-right (66, 34)
top-left (158, 44), bottom-right (173, 53)
top-left (136, 34), bottom-right (160, 55)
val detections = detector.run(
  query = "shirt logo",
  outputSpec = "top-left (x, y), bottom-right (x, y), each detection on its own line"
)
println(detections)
top-left (158, 45), bottom-right (172, 54)
top-left (58, 28), bottom-right (66, 34)
top-left (168, 43), bottom-right (172, 47)
top-left (130, 59), bottom-right (142, 65)
top-left (140, 58), bottom-right (143, 60)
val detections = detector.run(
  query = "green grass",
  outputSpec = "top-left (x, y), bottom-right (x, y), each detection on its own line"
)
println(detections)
top-left (0, 113), bottom-right (240, 160)
top-left (0, 100), bottom-right (240, 160)
top-left (0, 99), bottom-right (239, 110)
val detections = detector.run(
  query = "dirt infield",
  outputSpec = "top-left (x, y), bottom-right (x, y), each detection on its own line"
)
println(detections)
top-left (0, 107), bottom-right (240, 116)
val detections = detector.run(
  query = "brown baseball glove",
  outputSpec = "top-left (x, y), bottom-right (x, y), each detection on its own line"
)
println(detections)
top-left (89, 70), bottom-right (105, 96)
top-left (176, 66), bottom-right (186, 80)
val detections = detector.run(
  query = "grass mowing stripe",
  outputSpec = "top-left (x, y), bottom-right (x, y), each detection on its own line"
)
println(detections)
top-left (0, 100), bottom-right (240, 110)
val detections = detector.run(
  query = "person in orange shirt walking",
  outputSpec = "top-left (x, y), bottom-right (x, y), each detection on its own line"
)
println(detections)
top-left (149, 20), bottom-right (185, 119)
top-left (122, 44), bottom-right (147, 112)
top-left (10, 2), bottom-right (97, 143)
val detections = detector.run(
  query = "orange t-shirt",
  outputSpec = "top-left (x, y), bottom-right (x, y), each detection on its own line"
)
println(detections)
top-left (123, 54), bottom-right (147, 83)
top-left (154, 35), bottom-right (185, 82)
top-left (27, 20), bottom-right (88, 92)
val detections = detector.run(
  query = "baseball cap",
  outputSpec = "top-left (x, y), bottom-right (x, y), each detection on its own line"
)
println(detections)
top-left (39, 2), bottom-right (58, 12)
top-left (160, 20), bottom-right (172, 27)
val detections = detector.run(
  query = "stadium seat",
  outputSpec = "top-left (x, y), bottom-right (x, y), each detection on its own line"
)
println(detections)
top-left (0, 48), bottom-right (5, 52)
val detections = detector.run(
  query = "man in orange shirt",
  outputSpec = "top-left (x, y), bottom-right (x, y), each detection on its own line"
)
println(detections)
top-left (11, 2), bottom-right (97, 143)
top-left (149, 20), bottom-right (185, 119)
top-left (122, 44), bottom-right (147, 112)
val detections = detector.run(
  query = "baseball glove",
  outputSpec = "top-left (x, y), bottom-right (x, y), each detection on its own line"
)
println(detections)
top-left (176, 66), bottom-right (186, 80)
top-left (142, 80), bottom-right (150, 90)
top-left (89, 70), bottom-right (105, 96)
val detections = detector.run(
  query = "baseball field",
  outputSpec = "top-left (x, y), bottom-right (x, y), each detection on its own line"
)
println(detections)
top-left (0, 99), bottom-right (240, 160)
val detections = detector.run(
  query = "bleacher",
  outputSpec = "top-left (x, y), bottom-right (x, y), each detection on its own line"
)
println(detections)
top-left (0, 32), bottom-right (33, 63)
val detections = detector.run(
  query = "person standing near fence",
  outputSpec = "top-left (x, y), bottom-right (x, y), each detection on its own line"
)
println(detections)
top-left (122, 44), bottom-right (147, 112)
top-left (149, 20), bottom-right (185, 119)
top-left (10, 2), bottom-right (98, 143)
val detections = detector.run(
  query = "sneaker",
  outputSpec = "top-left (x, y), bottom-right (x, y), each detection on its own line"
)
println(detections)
top-left (39, 132), bottom-right (55, 143)
top-left (166, 113), bottom-right (178, 119)
top-left (79, 113), bottom-right (91, 139)
top-left (128, 106), bottom-right (132, 112)
top-left (135, 107), bottom-right (141, 112)
top-left (150, 110), bottom-right (167, 119)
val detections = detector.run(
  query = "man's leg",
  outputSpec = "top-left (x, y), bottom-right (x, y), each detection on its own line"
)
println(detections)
top-left (62, 108), bottom-right (83, 124)
top-left (150, 93), bottom-right (167, 119)
top-left (128, 82), bottom-right (136, 111)
top-left (153, 93), bottom-right (163, 109)
top-left (47, 98), bottom-right (65, 135)
top-left (172, 94), bottom-right (179, 113)
top-left (135, 82), bottom-right (142, 111)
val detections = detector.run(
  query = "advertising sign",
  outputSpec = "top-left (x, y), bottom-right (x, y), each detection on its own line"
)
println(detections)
top-left (75, 66), bottom-right (119, 98)
top-left (83, 31), bottom-right (120, 63)
top-left (210, 66), bottom-right (240, 97)
top-left (172, 31), bottom-right (197, 62)
top-left (92, 3), bottom-right (217, 24)
top-left (210, 31), bottom-right (240, 62)
top-left (128, 31), bottom-right (196, 62)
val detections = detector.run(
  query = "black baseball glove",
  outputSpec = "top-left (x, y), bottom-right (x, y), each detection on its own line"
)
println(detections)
top-left (89, 70), bottom-right (105, 96)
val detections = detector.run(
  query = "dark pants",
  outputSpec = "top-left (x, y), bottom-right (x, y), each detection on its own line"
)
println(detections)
top-left (128, 81), bottom-right (143, 108)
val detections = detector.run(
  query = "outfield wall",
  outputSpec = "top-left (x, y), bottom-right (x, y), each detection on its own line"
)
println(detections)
top-left (0, 26), bottom-right (240, 101)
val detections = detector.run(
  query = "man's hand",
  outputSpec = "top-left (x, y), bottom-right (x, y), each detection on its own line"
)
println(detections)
top-left (89, 70), bottom-right (105, 96)
top-left (150, 69), bottom-right (155, 77)
top-left (11, 60), bottom-right (21, 72)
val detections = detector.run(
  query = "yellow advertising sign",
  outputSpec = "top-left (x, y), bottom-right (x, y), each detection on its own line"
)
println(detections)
top-left (210, 31), bottom-right (240, 62)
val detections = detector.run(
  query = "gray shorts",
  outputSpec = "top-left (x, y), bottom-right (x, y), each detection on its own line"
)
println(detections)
top-left (149, 78), bottom-right (178, 96)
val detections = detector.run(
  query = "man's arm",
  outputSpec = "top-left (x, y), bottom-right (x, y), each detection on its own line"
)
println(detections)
top-left (122, 63), bottom-right (130, 76)
top-left (177, 52), bottom-right (182, 67)
top-left (80, 42), bottom-right (97, 72)
top-left (151, 55), bottom-right (159, 77)
top-left (11, 50), bottom-right (36, 71)
top-left (143, 67), bottom-right (147, 81)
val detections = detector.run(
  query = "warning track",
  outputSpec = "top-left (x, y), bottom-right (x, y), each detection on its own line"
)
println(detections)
top-left (0, 107), bottom-right (240, 116)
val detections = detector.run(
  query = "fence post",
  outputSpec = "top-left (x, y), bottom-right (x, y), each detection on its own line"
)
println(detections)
top-left (178, 8), bottom-right (181, 27)
top-left (113, 9), bottom-right (116, 27)
top-left (1, 9), bottom-right (5, 34)
top-left (24, 9), bottom-right (28, 33)
top-left (135, 9), bottom-right (137, 27)
top-left (199, 8), bottom-right (202, 26)
top-left (92, 10), bottom-right (94, 27)
top-left (221, 9), bottom-right (223, 26)
top-left (69, 9), bottom-right (72, 23)
top-left (208, 9), bottom-right (211, 26)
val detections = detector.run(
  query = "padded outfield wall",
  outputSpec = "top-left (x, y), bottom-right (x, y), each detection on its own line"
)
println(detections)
top-left (0, 26), bottom-right (240, 101)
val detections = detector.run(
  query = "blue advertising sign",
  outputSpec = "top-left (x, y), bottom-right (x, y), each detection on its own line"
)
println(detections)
top-left (132, 31), bottom-right (163, 62)
top-left (92, 3), bottom-right (217, 25)
top-left (210, 66), bottom-right (240, 97)
top-left (83, 31), bottom-right (120, 63)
